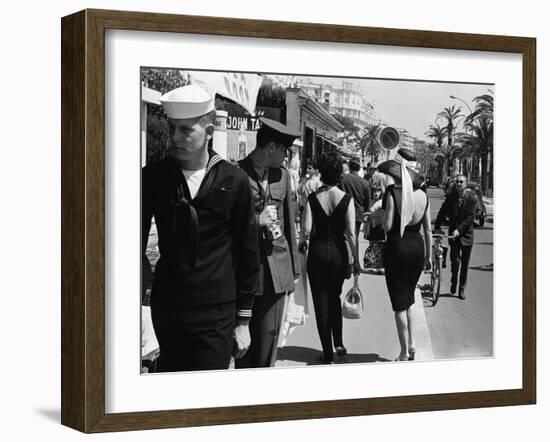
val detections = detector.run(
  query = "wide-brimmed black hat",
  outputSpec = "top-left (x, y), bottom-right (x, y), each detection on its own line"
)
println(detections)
top-left (397, 147), bottom-right (417, 162)
top-left (377, 159), bottom-right (424, 189)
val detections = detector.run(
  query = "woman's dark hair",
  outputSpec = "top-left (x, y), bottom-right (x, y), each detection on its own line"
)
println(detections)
top-left (318, 151), bottom-right (343, 186)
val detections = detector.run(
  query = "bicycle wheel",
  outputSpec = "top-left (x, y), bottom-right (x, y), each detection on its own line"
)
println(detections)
top-left (432, 259), bottom-right (441, 305)
top-left (429, 267), bottom-right (436, 304)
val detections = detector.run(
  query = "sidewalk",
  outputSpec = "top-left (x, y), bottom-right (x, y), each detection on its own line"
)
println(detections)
top-left (143, 224), bottom-right (435, 368)
top-left (276, 239), bottom-right (434, 367)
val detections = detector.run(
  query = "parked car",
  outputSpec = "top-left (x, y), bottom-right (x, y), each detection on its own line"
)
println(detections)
top-left (429, 176), bottom-right (441, 188)
top-left (465, 182), bottom-right (486, 227)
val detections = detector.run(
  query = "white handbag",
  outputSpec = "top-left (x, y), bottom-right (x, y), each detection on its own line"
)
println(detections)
top-left (342, 275), bottom-right (364, 319)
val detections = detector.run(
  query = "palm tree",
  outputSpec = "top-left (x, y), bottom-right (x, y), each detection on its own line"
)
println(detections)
top-left (453, 131), bottom-right (478, 178)
top-left (436, 105), bottom-right (464, 177)
top-left (464, 90), bottom-right (494, 193)
top-left (359, 124), bottom-right (381, 163)
top-left (425, 124), bottom-right (446, 149)
top-left (437, 105), bottom-right (463, 149)
top-left (425, 123), bottom-right (448, 182)
top-left (256, 76), bottom-right (286, 108)
top-left (465, 115), bottom-right (493, 192)
top-left (415, 142), bottom-right (440, 178)
top-left (465, 90), bottom-right (494, 124)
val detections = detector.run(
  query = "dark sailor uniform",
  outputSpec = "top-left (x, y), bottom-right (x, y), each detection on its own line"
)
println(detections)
top-left (142, 151), bottom-right (259, 371)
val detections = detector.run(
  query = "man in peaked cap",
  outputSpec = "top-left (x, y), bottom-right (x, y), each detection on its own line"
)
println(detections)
top-left (142, 84), bottom-right (259, 372)
top-left (235, 117), bottom-right (302, 368)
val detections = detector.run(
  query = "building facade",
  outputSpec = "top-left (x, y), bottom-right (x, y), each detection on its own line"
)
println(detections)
top-left (397, 127), bottom-right (415, 151)
top-left (295, 79), bottom-right (377, 129)
top-left (285, 88), bottom-right (344, 174)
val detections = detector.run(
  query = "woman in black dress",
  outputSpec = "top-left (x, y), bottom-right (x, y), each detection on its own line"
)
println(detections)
top-left (379, 150), bottom-right (432, 361)
top-left (298, 152), bottom-right (360, 364)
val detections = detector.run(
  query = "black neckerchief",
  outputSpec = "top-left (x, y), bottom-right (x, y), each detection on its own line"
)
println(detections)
top-left (167, 150), bottom-right (224, 269)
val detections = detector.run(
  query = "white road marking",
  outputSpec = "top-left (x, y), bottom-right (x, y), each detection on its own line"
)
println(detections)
top-left (414, 273), bottom-right (435, 361)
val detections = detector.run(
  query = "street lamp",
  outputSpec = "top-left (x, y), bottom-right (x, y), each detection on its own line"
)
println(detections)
top-left (449, 95), bottom-right (473, 131)
top-left (450, 95), bottom-right (473, 114)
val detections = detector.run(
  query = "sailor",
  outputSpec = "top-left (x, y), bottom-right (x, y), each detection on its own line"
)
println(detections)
top-left (142, 84), bottom-right (259, 372)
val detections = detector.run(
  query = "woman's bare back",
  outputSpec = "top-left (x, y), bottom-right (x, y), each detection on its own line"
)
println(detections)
top-left (315, 187), bottom-right (347, 216)
top-left (391, 187), bottom-right (428, 225)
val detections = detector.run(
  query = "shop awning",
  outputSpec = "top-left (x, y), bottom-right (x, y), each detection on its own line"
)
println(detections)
top-left (142, 86), bottom-right (161, 105)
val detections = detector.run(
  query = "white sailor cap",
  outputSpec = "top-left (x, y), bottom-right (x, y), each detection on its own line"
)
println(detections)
top-left (160, 84), bottom-right (215, 119)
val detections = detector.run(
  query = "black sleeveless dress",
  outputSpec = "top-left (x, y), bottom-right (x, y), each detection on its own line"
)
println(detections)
top-left (307, 191), bottom-right (352, 362)
top-left (383, 185), bottom-right (427, 312)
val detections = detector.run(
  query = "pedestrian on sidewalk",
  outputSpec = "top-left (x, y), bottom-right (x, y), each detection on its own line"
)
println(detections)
top-left (341, 158), bottom-right (371, 260)
top-left (363, 185), bottom-right (385, 272)
top-left (365, 185), bottom-right (384, 240)
top-left (434, 174), bottom-right (478, 300)
top-left (378, 148), bottom-right (432, 362)
top-left (235, 118), bottom-right (301, 369)
top-left (288, 156), bottom-right (301, 233)
top-left (366, 162), bottom-right (387, 194)
top-left (298, 151), bottom-right (360, 364)
top-left (298, 161), bottom-right (321, 223)
top-left (142, 84), bottom-right (259, 372)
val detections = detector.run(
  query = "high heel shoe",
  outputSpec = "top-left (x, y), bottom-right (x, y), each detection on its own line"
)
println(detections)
top-left (319, 354), bottom-right (334, 364)
top-left (408, 347), bottom-right (416, 361)
top-left (394, 354), bottom-right (409, 361)
top-left (335, 346), bottom-right (347, 357)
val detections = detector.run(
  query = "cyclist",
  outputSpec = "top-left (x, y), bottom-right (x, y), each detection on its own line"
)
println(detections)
top-left (434, 174), bottom-right (478, 300)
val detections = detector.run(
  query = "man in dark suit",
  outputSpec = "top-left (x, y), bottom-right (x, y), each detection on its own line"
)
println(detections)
top-left (434, 174), bottom-right (478, 299)
top-left (142, 85), bottom-right (259, 372)
top-left (235, 118), bottom-right (301, 368)
top-left (341, 159), bottom-right (371, 255)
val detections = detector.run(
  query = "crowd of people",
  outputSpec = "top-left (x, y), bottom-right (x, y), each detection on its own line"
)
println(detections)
top-left (142, 83), bottom-right (479, 372)
top-left (296, 152), bottom-right (432, 363)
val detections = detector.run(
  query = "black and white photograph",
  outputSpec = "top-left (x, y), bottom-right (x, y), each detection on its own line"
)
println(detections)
top-left (140, 68), bottom-right (494, 374)
top-left (1, 0), bottom-right (544, 437)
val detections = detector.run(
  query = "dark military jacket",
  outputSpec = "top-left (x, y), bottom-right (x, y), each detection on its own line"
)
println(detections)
top-left (142, 151), bottom-right (259, 319)
top-left (238, 156), bottom-right (300, 295)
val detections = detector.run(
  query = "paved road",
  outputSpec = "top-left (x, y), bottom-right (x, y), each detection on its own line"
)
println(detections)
top-left (422, 187), bottom-right (493, 360)
top-left (276, 186), bottom-right (493, 366)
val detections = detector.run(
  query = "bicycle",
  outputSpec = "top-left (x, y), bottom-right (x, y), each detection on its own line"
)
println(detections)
top-left (428, 234), bottom-right (446, 306)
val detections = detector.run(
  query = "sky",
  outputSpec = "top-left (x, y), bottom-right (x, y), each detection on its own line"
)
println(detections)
top-left (295, 75), bottom-right (493, 141)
